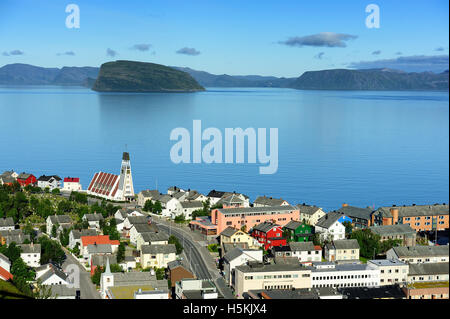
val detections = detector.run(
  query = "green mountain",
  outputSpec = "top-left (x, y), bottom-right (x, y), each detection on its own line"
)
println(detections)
top-left (92, 60), bottom-right (204, 92)
top-left (289, 68), bottom-right (449, 90)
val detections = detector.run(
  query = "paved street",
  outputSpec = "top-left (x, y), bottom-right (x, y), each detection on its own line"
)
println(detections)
top-left (62, 248), bottom-right (101, 299)
top-left (155, 220), bottom-right (234, 299)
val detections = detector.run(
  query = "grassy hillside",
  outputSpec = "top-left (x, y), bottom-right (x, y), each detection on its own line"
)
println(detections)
top-left (0, 280), bottom-right (31, 299)
top-left (92, 60), bottom-right (205, 92)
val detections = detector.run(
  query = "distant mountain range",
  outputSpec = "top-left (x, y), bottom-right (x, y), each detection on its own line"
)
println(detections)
top-left (0, 63), bottom-right (448, 91)
top-left (0, 63), bottom-right (99, 86)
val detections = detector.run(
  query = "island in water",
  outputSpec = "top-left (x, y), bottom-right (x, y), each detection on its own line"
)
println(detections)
top-left (91, 60), bottom-right (205, 92)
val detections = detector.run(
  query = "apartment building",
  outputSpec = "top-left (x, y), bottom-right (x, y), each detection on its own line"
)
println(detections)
top-left (310, 262), bottom-right (380, 289)
top-left (234, 262), bottom-right (312, 298)
top-left (386, 245), bottom-right (449, 264)
top-left (407, 262), bottom-right (449, 283)
top-left (211, 205), bottom-right (300, 235)
top-left (367, 259), bottom-right (409, 286)
top-left (370, 224), bottom-right (417, 246)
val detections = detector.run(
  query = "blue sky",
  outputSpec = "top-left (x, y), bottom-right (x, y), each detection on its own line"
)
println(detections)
top-left (0, 0), bottom-right (448, 77)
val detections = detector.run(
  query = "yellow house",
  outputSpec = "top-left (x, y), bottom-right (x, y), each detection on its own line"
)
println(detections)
top-left (220, 227), bottom-right (259, 249)
top-left (140, 244), bottom-right (177, 268)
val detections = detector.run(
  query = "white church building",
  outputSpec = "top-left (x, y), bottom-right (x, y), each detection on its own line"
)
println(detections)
top-left (87, 152), bottom-right (135, 202)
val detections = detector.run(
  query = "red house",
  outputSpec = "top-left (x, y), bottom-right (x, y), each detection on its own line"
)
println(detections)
top-left (16, 172), bottom-right (37, 187)
top-left (251, 221), bottom-right (286, 250)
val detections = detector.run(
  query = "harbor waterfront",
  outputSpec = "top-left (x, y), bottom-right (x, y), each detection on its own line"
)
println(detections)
top-left (0, 86), bottom-right (448, 211)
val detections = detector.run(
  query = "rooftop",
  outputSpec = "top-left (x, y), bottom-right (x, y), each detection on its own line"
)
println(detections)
top-left (390, 245), bottom-right (449, 258)
top-left (370, 224), bottom-right (416, 236)
top-left (216, 205), bottom-right (298, 216)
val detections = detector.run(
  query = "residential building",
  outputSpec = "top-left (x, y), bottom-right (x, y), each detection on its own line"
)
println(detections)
top-left (80, 235), bottom-right (119, 258)
top-left (283, 220), bottom-right (313, 242)
top-left (173, 201), bottom-right (204, 220)
top-left (407, 262), bottom-right (449, 283)
top-left (82, 213), bottom-right (104, 230)
top-left (19, 243), bottom-right (41, 267)
top-left (91, 254), bottom-right (118, 275)
top-left (296, 204), bottom-right (326, 226)
top-left (140, 244), bottom-right (177, 268)
top-left (100, 258), bottom-right (169, 299)
top-left (175, 279), bottom-right (219, 299)
top-left (402, 281), bottom-right (449, 299)
top-left (219, 227), bottom-right (260, 249)
top-left (207, 190), bottom-right (250, 207)
top-left (46, 215), bottom-right (72, 236)
top-left (370, 224), bottom-right (417, 246)
top-left (114, 207), bottom-right (144, 222)
top-left (251, 221), bottom-right (286, 250)
top-left (324, 239), bottom-right (360, 262)
top-left (120, 215), bottom-right (152, 236)
top-left (0, 229), bottom-right (29, 245)
top-left (367, 259), bottom-right (409, 286)
top-left (386, 245), bottom-right (449, 264)
top-left (253, 196), bottom-right (289, 207)
top-left (333, 204), bottom-right (375, 228)
top-left (16, 172), bottom-right (37, 187)
top-left (0, 170), bottom-right (17, 186)
top-left (62, 177), bottom-right (82, 192)
top-left (167, 260), bottom-right (195, 291)
top-left (137, 190), bottom-right (160, 207)
top-left (0, 217), bottom-right (15, 231)
top-left (85, 244), bottom-right (114, 263)
top-left (0, 253), bottom-right (12, 281)
top-left (49, 285), bottom-right (80, 299)
top-left (222, 247), bottom-right (263, 286)
top-left (234, 262), bottom-right (312, 298)
top-left (167, 186), bottom-right (185, 196)
top-left (211, 205), bottom-right (300, 235)
top-left (36, 265), bottom-right (69, 285)
top-left (216, 193), bottom-right (246, 208)
top-left (184, 190), bottom-right (208, 202)
top-left (68, 229), bottom-right (97, 249)
top-left (129, 223), bottom-right (158, 245)
top-left (372, 204), bottom-right (449, 231)
top-left (272, 241), bottom-right (322, 265)
top-left (310, 262), bottom-right (380, 289)
top-left (136, 232), bottom-right (169, 250)
top-left (314, 212), bottom-right (349, 241)
top-left (37, 175), bottom-right (61, 190)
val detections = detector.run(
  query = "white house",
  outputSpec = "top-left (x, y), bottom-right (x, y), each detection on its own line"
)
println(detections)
top-left (140, 244), bottom-right (177, 268)
top-left (0, 253), bottom-right (11, 279)
top-left (19, 244), bottom-right (41, 268)
top-left (0, 217), bottom-right (15, 231)
top-left (120, 216), bottom-right (149, 234)
top-left (324, 239), bottom-right (360, 262)
top-left (37, 175), bottom-right (62, 191)
top-left (175, 279), bottom-right (218, 299)
top-left (82, 213), bottom-right (104, 230)
top-left (272, 241), bottom-right (322, 265)
top-left (172, 201), bottom-right (204, 220)
top-left (253, 196), bottom-right (290, 207)
top-left (136, 232), bottom-right (169, 250)
top-left (129, 223), bottom-right (158, 245)
top-left (222, 247), bottom-right (263, 286)
top-left (68, 229), bottom-right (98, 249)
top-left (297, 204), bottom-right (327, 226)
top-left (62, 177), bottom-right (82, 192)
top-left (154, 195), bottom-right (181, 217)
top-left (114, 208), bottom-right (144, 222)
top-left (46, 215), bottom-right (72, 236)
top-left (367, 259), bottom-right (409, 286)
top-left (36, 266), bottom-right (69, 286)
top-left (314, 212), bottom-right (346, 241)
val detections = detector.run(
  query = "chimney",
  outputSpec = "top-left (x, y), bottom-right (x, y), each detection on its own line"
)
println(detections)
top-left (342, 203), bottom-right (349, 207)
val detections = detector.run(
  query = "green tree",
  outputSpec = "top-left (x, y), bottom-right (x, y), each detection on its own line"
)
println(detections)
top-left (51, 188), bottom-right (60, 195)
top-left (343, 221), bottom-right (353, 236)
top-left (168, 235), bottom-right (183, 255)
top-left (51, 224), bottom-right (58, 238)
top-left (174, 214), bottom-right (186, 223)
top-left (143, 200), bottom-right (153, 212)
top-left (59, 227), bottom-right (70, 247)
top-left (117, 242), bottom-right (125, 263)
top-left (350, 228), bottom-right (381, 259)
top-left (153, 201), bottom-right (162, 214)
top-left (38, 236), bottom-right (66, 266)
top-left (11, 257), bottom-right (35, 281)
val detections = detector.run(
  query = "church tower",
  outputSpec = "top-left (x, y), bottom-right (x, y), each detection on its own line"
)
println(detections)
top-left (118, 152), bottom-right (135, 201)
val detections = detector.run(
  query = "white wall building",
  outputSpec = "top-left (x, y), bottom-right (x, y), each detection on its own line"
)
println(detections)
top-left (19, 244), bottom-right (41, 268)
top-left (62, 177), bottom-right (82, 192)
top-left (367, 259), bottom-right (409, 286)
top-left (222, 247), bottom-right (263, 286)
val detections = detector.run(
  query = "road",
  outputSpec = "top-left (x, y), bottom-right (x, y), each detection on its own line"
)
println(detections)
top-left (62, 248), bottom-right (101, 299)
top-left (155, 221), bottom-right (234, 299)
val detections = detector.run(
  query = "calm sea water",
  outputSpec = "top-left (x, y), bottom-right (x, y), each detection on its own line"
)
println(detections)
top-left (0, 86), bottom-right (448, 211)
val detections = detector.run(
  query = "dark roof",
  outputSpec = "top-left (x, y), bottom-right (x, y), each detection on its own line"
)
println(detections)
top-left (252, 221), bottom-right (280, 233)
top-left (338, 285), bottom-right (405, 299)
top-left (370, 224), bottom-right (416, 236)
top-left (17, 172), bottom-right (33, 180)
top-left (289, 241), bottom-right (316, 252)
top-left (327, 239), bottom-right (360, 250)
top-left (207, 190), bottom-right (227, 198)
top-left (315, 211), bottom-right (346, 229)
top-left (283, 220), bottom-right (303, 231)
top-left (222, 243), bottom-right (248, 254)
top-left (333, 206), bottom-right (373, 220)
top-left (140, 232), bottom-right (169, 243)
top-left (180, 201), bottom-right (203, 209)
top-left (409, 262), bottom-right (449, 276)
top-left (217, 205), bottom-right (298, 216)
top-left (71, 229), bottom-right (97, 239)
top-left (122, 152), bottom-right (130, 161)
top-left (19, 244), bottom-right (41, 254)
top-left (220, 227), bottom-right (239, 237)
top-left (376, 204), bottom-right (449, 218)
top-left (127, 216), bottom-right (149, 225)
top-left (132, 223), bottom-right (158, 234)
top-left (0, 217), bottom-right (14, 227)
top-left (254, 196), bottom-right (286, 206)
top-left (390, 245), bottom-right (449, 258)
top-left (296, 204), bottom-right (322, 216)
top-left (49, 215), bottom-right (72, 224)
top-left (83, 213), bottom-right (104, 222)
top-left (141, 244), bottom-right (176, 255)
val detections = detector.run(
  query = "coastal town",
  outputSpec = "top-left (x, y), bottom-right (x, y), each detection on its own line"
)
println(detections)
top-left (0, 152), bottom-right (448, 300)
